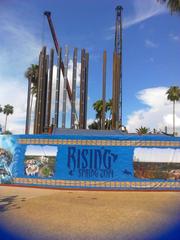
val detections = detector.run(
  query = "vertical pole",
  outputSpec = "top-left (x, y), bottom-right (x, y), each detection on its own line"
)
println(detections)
top-left (33, 51), bottom-right (43, 134)
top-left (34, 51), bottom-right (42, 134)
top-left (79, 49), bottom-right (86, 129)
top-left (173, 101), bottom-right (175, 135)
top-left (84, 52), bottom-right (89, 129)
top-left (43, 54), bottom-right (49, 132)
top-left (36, 47), bottom-right (46, 134)
top-left (71, 48), bottom-right (78, 129)
top-left (112, 6), bottom-right (123, 130)
top-left (25, 78), bottom-right (31, 134)
top-left (33, 98), bottom-right (38, 134)
top-left (102, 50), bottom-right (107, 130)
top-left (119, 7), bottom-right (123, 129)
top-left (115, 54), bottom-right (120, 129)
top-left (112, 52), bottom-right (116, 130)
top-left (54, 48), bottom-right (61, 128)
top-left (62, 46), bottom-right (69, 129)
top-left (46, 48), bottom-right (54, 129)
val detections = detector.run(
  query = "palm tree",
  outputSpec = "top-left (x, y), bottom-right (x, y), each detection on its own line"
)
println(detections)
top-left (29, 85), bottom-right (38, 131)
top-left (158, 0), bottom-right (180, 13)
top-left (3, 104), bottom-right (14, 132)
top-left (25, 64), bottom-right (39, 134)
top-left (93, 100), bottom-right (103, 129)
top-left (136, 126), bottom-right (149, 135)
top-left (0, 105), bottom-right (3, 133)
top-left (166, 86), bottom-right (180, 135)
top-left (88, 121), bottom-right (99, 130)
top-left (0, 105), bottom-right (3, 114)
top-left (106, 99), bottom-right (113, 129)
top-left (92, 99), bottom-right (113, 129)
top-left (89, 99), bottom-right (113, 130)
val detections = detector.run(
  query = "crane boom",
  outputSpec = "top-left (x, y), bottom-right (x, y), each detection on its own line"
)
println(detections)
top-left (44, 11), bottom-right (72, 101)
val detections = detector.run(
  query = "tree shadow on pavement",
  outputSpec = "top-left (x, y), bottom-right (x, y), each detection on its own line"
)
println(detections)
top-left (0, 195), bottom-right (25, 212)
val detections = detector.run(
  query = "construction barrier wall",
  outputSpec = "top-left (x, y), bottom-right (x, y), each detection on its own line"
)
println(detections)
top-left (0, 133), bottom-right (180, 190)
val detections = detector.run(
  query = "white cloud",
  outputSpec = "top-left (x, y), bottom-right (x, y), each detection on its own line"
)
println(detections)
top-left (87, 118), bottom-right (94, 127)
top-left (0, 13), bottom-right (41, 75)
top-left (0, 9), bottom-right (41, 134)
top-left (126, 87), bottom-right (180, 135)
top-left (0, 80), bottom-right (27, 134)
top-left (169, 33), bottom-right (180, 42)
top-left (123, 0), bottom-right (166, 29)
top-left (108, 0), bottom-right (166, 37)
top-left (145, 39), bottom-right (158, 48)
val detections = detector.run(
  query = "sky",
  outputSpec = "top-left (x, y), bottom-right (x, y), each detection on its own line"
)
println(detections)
top-left (0, 0), bottom-right (180, 135)
top-left (25, 145), bottom-right (58, 156)
top-left (134, 148), bottom-right (180, 163)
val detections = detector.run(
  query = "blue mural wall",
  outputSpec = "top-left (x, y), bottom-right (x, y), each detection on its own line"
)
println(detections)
top-left (0, 133), bottom-right (180, 190)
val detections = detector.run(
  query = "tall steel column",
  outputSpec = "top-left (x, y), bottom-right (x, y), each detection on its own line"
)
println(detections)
top-left (43, 54), bottom-right (49, 132)
top-left (36, 46), bottom-right (47, 134)
top-left (54, 48), bottom-right (61, 128)
top-left (46, 48), bottom-right (54, 129)
top-left (34, 51), bottom-right (42, 134)
top-left (71, 48), bottom-right (78, 129)
top-left (84, 52), bottom-right (89, 129)
top-left (102, 50), bottom-right (107, 130)
top-left (62, 46), bottom-right (69, 128)
top-left (25, 78), bottom-right (31, 134)
top-left (79, 49), bottom-right (86, 129)
top-left (79, 50), bottom-right (89, 129)
top-left (112, 6), bottom-right (123, 130)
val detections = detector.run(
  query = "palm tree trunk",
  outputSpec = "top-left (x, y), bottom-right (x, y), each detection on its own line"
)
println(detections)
top-left (173, 100), bottom-right (175, 135)
top-left (29, 93), bottom-right (34, 134)
top-left (4, 114), bottom-right (8, 132)
top-left (33, 98), bottom-right (38, 134)
top-left (25, 79), bottom-right (31, 134)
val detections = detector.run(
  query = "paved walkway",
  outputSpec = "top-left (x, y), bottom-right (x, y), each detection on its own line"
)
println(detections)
top-left (0, 186), bottom-right (180, 240)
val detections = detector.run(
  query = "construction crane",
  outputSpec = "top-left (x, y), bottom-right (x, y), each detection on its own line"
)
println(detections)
top-left (44, 11), bottom-right (72, 101)
top-left (44, 11), bottom-right (79, 127)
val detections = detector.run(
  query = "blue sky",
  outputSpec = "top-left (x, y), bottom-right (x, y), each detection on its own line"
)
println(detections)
top-left (25, 145), bottom-right (58, 156)
top-left (0, 0), bottom-right (180, 134)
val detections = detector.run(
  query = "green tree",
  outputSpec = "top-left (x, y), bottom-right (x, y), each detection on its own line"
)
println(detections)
top-left (2, 130), bottom-right (12, 135)
top-left (29, 84), bottom-right (38, 130)
top-left (158, 0), bottom-right (180, 13)
top-left (136, 126), bottom-right (149, 135)
top-left (166, 86), bottom-right (180, 135)
top-left (3, 104), bottom-right (14, 132)
top-left (0, 105), bottom-right (3, 113)
top-left (88, 120), bottom-right (99, 130)
top-left (25, 64), bottom-right (39, 134)
top-left (93, 99), bottom-right (103, 127)
top-left (0, 105), bottom-right (3, 133)
top-left (106, 99), bottom-right (112, 119)
top-left (89, 99), bottom-right (113, 130)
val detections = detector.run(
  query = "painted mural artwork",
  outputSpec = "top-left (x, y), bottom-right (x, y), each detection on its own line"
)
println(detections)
top-left (0, 134), bottom-right (180, 190)
top-left (24, 145), bottom-right (57, 177)
top-left (0, 135), bottom-right (17, 184)
top-left (133, 148), bottom-right (180, 180)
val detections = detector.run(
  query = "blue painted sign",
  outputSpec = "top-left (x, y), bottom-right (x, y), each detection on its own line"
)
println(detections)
top-left (0, 133), bottom-right (180, 190)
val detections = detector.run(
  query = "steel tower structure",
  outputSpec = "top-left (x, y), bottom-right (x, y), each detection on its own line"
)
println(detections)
top-left (112, 6), bottom-right (123, 130)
